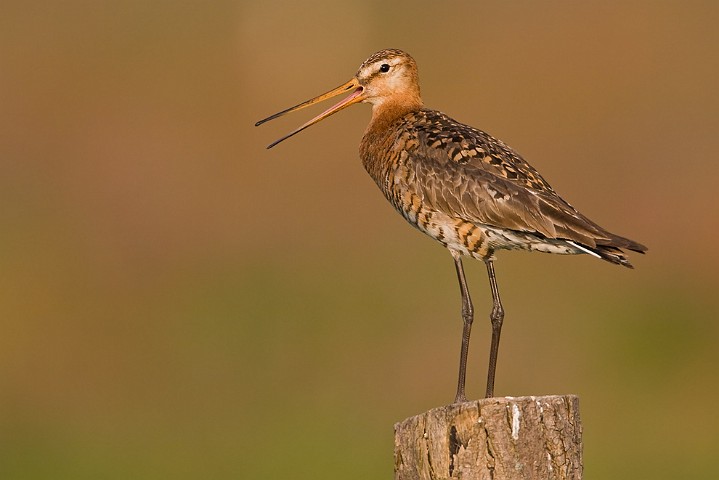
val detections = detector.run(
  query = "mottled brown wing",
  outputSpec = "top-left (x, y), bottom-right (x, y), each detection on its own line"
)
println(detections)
top-left (405, 109), bottom-right (630, 249)
top-left (407, 110), bottom-right (557, 192)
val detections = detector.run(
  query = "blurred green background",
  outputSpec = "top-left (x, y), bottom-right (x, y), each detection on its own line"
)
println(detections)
top-left (2, 1), bottom-right (718, 478)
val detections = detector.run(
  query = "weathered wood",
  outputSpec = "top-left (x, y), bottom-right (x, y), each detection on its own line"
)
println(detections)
top-left (394, 395), bottom-right (582, 480)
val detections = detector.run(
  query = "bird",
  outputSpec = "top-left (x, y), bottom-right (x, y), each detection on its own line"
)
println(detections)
top-left (255, 48), bottom-right (646, 402)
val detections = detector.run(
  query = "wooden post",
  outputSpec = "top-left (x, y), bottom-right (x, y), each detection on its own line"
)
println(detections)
top-left (394, 395), bottom-right (582, 480)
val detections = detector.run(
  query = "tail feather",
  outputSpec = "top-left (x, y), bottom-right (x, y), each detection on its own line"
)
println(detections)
top-left (544, 200), bottom-right (648, 268)
top-left (578, 238), bottom-right (646, 269)
top-left (596, 234), bottom-right (648, 255)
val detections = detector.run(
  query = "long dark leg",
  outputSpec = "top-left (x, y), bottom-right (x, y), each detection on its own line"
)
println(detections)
top-left (453, 255), bottom-right (474, 403)
top-left (484, 260), bottom-right (505, 398)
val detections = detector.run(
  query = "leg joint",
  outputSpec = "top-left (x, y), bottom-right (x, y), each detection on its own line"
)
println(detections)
top-left (461, 303), bottom-right (474, 325)
top-left (490, 303), bottom-right (504, 327)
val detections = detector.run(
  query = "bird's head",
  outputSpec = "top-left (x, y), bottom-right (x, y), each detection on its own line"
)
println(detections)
top-left (256, 49), bottom-right (422, 148)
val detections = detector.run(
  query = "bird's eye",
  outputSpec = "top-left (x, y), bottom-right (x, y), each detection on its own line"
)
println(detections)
top-left (379, 63), bottom-right (390, 73)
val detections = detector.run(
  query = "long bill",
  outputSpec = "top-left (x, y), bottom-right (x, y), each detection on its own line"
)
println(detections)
top-left (255, 78), bottom-right (364, 149)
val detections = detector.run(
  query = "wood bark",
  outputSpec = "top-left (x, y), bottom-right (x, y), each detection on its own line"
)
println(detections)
top-left (394, 395), bottom-right (582, 480)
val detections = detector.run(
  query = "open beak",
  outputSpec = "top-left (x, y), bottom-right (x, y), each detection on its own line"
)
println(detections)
top-left (255, 78), bottom-right (364, 149)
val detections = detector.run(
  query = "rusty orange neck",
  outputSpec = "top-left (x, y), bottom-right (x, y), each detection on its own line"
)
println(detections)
top-left (367, 97), bottom-right (422, 137)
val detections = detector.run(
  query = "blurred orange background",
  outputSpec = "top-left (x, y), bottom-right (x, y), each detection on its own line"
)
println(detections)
top-left (2, 1), bottom-right (718, 478)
